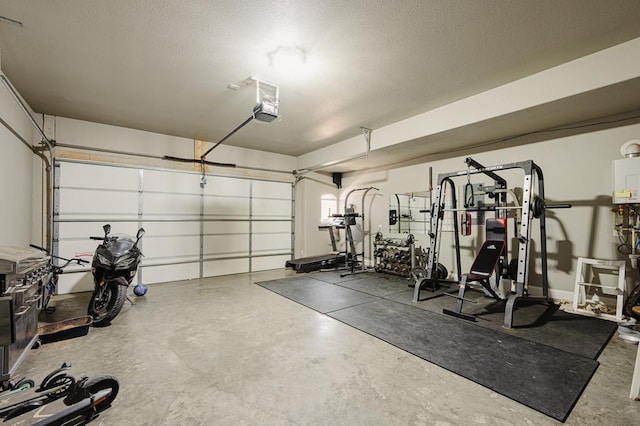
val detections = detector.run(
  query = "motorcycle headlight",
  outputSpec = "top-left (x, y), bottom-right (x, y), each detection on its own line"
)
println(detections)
top-left (116, 256), bottom-right (136, 268)
top-left (97, 253), bottom-right (112, 266)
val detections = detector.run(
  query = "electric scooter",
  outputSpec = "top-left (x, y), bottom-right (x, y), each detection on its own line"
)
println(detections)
top-left (0, 363), bottom-right (118, 425)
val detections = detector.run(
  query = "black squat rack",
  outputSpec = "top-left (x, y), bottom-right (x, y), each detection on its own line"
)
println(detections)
top-left (412, 158), bottom-right (571, 328)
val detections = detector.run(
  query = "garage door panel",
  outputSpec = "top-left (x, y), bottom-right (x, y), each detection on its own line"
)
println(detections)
top-left (140, 221), bottom-right (200, 236)
top-left (58, 189), bottom-right (138, 218)
top-left (143, 169), bottom-right (201, 195)
top-left (203, 196), bottom-right (249, 217)
top-left (203, 258), bottom-right (248, 277)
top-left (204, 176), bottom-right (250, 197)
top-left (203, 221), bottom-right (249, 234)
top-left (203, 234), bottom-right (249, 255)
top-left (141, 263), bottom-right (200, 284)
top-left (143, 192), bottom-right (201, 216)
top-left (58, 221), bottom-right (140, 238)
top-left (252, 181), bottom-right (291, 199)
top-left (252, 221), bottom-right (291, 233)
top-left (143, 235), bottom-right (200, 259)
top-left (252, 198), bottom-right (291, 219)
top-left (57, 239), bottom-right (99, 260)
top-left (55, 161), bottom-right (291, 289)
top-left (252, 233), bottom-right (291, 252)
top-left (57, 271), bottom-right (94, 294)
top-left (252, 255), bottom-right (290, 272)
top-left (60, 162), bottom-right (138, 190)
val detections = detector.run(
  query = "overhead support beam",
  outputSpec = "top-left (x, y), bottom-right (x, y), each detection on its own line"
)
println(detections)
top-left (294, 126), bottom-right (372, 176)
top-left (296, 37), bottom-right (640, 173)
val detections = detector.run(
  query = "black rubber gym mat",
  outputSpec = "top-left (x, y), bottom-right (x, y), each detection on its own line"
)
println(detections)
top-left (312, 271), bottom-right (453, 300)
top-left (257, 276), bottom-right (379, 313)
top-left (327, 298), bottom-right (598, 422)
top-left (256, 274), bottom-right (613, 421)
top-left (316, 273), bottom-right (409, 297)
top-left (385, 287), bottom-right (617, 360)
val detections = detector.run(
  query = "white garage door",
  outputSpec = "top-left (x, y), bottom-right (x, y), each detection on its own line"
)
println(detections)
top-left (53, 159), bottom-right (292, 293)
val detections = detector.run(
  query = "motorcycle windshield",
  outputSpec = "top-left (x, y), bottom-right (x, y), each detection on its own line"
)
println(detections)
top-left (106, 234), bottom-right (135, 256)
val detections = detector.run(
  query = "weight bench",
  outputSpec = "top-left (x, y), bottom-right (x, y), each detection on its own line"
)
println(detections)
top-left (443, 239), bottom-right (505, 321)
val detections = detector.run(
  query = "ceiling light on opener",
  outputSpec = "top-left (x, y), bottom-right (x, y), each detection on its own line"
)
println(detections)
top-left (253, 78), bottom-right (279, 122)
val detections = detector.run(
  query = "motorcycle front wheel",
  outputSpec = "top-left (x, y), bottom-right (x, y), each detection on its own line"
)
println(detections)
top-left (88, 279), bottom-right (128, 327)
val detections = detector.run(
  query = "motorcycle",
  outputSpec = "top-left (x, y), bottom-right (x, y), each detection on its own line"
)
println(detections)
top-left (88, 224), bottom-right (145, 327)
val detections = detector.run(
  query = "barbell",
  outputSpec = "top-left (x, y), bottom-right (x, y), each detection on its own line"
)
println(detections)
top-left (530, 197), bottom-right (571, 218)
top-left (420, 196), bottom-right (571, 218)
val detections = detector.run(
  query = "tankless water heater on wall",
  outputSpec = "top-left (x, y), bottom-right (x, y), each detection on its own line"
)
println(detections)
top-left (613, 157), bottom-right (640, 204)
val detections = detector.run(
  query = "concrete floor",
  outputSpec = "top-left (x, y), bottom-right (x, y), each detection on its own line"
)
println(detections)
top-left (13, 269), bottom-right (640, 425)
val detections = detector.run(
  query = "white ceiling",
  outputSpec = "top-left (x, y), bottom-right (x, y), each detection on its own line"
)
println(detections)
top-left (1, 1), bottom-right (640, 172)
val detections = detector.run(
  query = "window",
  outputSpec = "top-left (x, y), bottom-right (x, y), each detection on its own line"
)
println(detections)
top-left (320, 194), bottom-right (338, 223)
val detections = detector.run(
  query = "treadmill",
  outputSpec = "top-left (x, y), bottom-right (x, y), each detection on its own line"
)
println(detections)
top-left (285, 217), bottom-right (347, 273)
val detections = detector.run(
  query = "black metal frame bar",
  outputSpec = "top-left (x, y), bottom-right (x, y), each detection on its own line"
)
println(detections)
top-left (412, 158), bottom-right (553, 328)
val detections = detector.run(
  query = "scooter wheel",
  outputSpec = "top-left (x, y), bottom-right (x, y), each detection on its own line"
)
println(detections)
top-left (40, 373), bottom-right (75, 395)
top-left (12, 378), bottom-right (35, 391)
top-left (82, 375), bottom-right (119, 412)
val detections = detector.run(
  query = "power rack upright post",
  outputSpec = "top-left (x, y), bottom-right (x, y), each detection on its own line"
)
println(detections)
top-left (340, 187), bottom-right (378, 277)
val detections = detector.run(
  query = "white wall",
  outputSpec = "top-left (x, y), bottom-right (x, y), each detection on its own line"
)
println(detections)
top-left (293, 174), bottom-right (339, 258)
top-left (0, 74), bottom-right (39, 247)
top-left (335, 123), bottom-right (640, 301)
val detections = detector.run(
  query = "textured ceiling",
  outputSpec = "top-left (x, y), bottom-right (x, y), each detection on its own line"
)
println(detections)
top-left (1, 0), bottom-right (640, 167)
